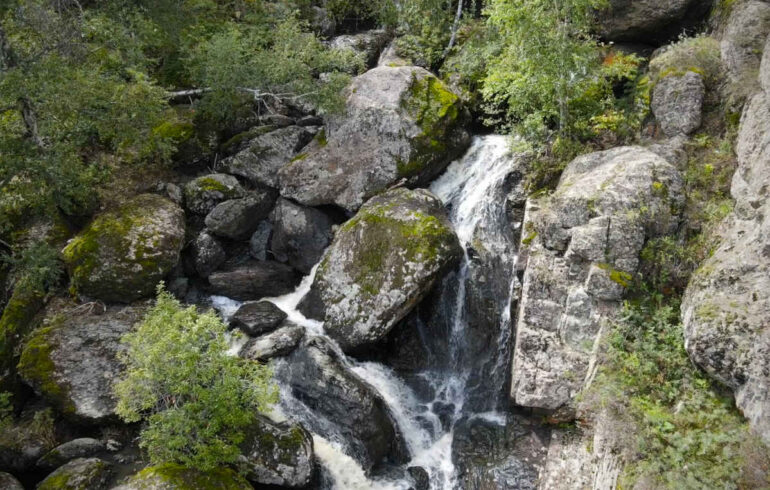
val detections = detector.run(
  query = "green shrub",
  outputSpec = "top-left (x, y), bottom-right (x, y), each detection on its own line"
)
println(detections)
top-left (585, 298), bottom-right (770, 489)
top-left (114, 285), bottom-right (278, 471)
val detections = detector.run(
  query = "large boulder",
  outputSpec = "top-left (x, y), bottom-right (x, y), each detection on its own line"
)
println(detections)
top-left (111, 464), bottom-right (252, 490)
top-left (37, 458), bottom-right (113, 490)
top-left (280, 336), bottom-right (408, 471)
top-left (62, 194), bottom-right (185, 303)
top-left (652, 71), bottom-right (705, 137)
top-left (221, 126), bottom-right (313, 189)
top-left (230, 300), bottom-right (287, 336)
top-left (239, 417), bottom-right (314, 488)
top-left (279, 66), bottom-right (470, 212)
top-left (270, 198), bottom-right (336, 273)
top-left (511, 147), bottom-right (683, 417)
top-left (300, 188), bottom-right (462, 352)
top-left (183, 174), bottom-right (245, 215)
top-left (207, 261), bottom-right (301, 301)
top-left (597, 0), bottom-right (711, 44)
top-left (721, 1), bottom-right (770, 84)
top-left (204, 192), bottom-right (276, 240)
top-left (681, 87), bottom-right (770, 444)
top-left (17, 300), bottom-right (146, 423)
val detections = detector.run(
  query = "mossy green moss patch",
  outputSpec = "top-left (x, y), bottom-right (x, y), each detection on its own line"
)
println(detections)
top-left (130, 463), bottom-right (252, 489)
top-left (398, 74), bottom-right (464, 179)
top-left (61, 194), bottom-right (184, 302)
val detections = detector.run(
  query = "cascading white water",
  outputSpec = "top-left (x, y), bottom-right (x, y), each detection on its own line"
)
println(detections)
top-left (215, 135), bottom-right (522, 489)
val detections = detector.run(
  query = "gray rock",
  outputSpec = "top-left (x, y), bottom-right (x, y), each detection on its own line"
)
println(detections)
top-left (37, 458), bottom-right (113, 490)
top-left (191, 231), bottom-right (226, 279)
top-left (17, 300), bottom-right (147, 423)
top-left (208, 260), bottom-right (300, 301)
top-left (183, 173), bottom-right (245, 215)
top-left (230, 300), bottom-right (288, 336)
top-left (407, 467), bottom-right (430, 490)
top-left (270, 198), bottom-right (335, 273)
top-left (222, 126), bottom-right (312, 189)
top-left (300, 188), bottom-right (462, 352)
top-left (598, 0), bottom-right (710, 44)
top-left (37, 438), bottom-right (106, 471)
top-left (239, 323), bottom-right (304, 361)
top-left (281, 336), bottom-right (408, 471)
top-left (204, 192), bottom-right (276, 240)
top-left (537, 412), bottom-right (621, 490)
top-left (239, 417), bottom-right (314, 488)
top-left (62, 194), bottom-right (185, 303)
top-left (279, 66), bottom-right (470, 213)
top-left (329, 30), bottom-right (391, 70)
top-left (511, 147), bottom-right (683, 417)
top-left (721, 1), bottom-right (770, 83)
top-left (681, 89), bottom-right (770, 444)
top-left (0, 472), bottom-right (23, 490)
top-left (249, 221), bottom-right (273, 260)
top-left (652, 71), bottom-right (705, 137)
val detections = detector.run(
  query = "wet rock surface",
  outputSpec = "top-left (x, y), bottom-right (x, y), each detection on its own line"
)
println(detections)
top-left (207, 260), bottom-right (301, 301)
top-left (279, 337), bottom-right (408, 471)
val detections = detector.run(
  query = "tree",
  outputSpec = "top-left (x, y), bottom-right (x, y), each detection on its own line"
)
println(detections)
top-left (114, 286), bottom-right (277, 470)
top-left (483, 0), bottom-right (608, 139)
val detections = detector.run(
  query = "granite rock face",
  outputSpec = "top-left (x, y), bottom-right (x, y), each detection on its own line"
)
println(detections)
top-left (721, 1), bottom-right (770, 84)
top-left (652, 71), bottom-right (705, 137)
top-left (279, 66), bottom-right (470, 212)
top-left (511, 146), bottom-right (683, 417)
top-left (681, 79), bottom-right (770, 443)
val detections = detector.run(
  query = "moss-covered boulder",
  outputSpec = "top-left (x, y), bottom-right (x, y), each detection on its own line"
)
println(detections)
top-left (37, 458), bottom-right (113, 490)
top-left (112, 463), bottom-right (252, 490)
top-left (183, 174), bottom-right (245, 215)
top-left (299, 188), bottom-right (462, 351)
top-left (239, 417), bottom-right (314, 488)
top-left (62, 194), bottom-right (185, 303)
top-left (0, 472), bottom-right (23, 490)
top-left (0, 286), bottom-right (45, 392)
top-left (17, 299), bottom-right (147, 423)
top-left (279, 66), bottom-right (470, 212)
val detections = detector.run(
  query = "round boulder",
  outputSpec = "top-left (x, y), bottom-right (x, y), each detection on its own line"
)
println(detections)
top-left (239, 417), bottom-right (314, 488)
top-left (204, 191), bottom-right (276, 240)
top-left (62, 194), bottom-right (185, 303)
top-left (111, 463), bottom-right (251, 490)
top-left (37, 458), bottom-right (113, 490)
top-left (270, 198), bottom-right (335, 274)
top-left (230, 301), bottom-right (288, 336)
top-left (300, 188), bottom-right (462, 352)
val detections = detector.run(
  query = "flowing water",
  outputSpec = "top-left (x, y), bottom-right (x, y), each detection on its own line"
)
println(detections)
top-left (215, 135), bottom-right (524, 489)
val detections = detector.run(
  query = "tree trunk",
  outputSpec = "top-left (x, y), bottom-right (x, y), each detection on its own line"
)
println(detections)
top-left (444, 0), bottom-right (465, 56)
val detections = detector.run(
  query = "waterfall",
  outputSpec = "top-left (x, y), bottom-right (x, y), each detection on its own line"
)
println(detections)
top-left (215, 135), bottom-right (524, 489)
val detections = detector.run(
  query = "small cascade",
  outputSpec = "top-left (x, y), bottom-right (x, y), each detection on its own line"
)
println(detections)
top-left (214, 135), bottom-right (525, 489)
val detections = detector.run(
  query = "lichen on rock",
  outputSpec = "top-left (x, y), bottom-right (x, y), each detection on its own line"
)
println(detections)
top-left (61, 194), bottom-right (185, 303)
top-left (300, 187), bottom-right (462, 352)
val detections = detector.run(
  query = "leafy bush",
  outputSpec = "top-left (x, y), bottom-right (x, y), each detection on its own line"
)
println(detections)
top-left (586, 298), bottom-right (770, 489)
top-left (114, 286), bottom-right (278, 470)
